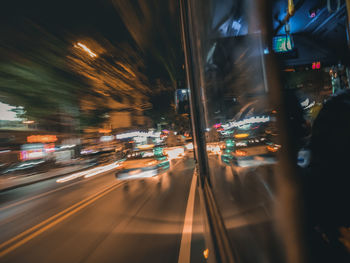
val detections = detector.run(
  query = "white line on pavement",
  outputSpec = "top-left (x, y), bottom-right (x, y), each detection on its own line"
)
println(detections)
top-left (178, 169), bottom-right (197, 263)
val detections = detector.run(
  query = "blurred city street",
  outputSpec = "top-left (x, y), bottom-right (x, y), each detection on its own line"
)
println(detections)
top-left (0, 155), bottom-right (206, 263)
top-left (1, 0), bottom-right (350, 262)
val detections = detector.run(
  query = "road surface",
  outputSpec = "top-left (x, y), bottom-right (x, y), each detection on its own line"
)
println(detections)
top-left (0, 156), bottom-right (205, 263)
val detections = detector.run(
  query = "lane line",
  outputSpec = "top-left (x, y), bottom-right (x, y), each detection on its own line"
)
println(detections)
top-left (178, 169), bottom-right (197, 263)
top-left (0, 181), bottom-right (124, 258)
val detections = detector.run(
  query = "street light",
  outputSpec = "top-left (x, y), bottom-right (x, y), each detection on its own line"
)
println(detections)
top-left (74, 42), bottom-right (97, 58)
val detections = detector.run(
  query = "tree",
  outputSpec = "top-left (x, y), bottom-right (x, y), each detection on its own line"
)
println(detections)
top-left (0, 21), bottom-right (152, 132)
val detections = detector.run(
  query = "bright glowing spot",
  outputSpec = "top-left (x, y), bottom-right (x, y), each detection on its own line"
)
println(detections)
top-left (98, 129), bottom-right (111, 133)
top-left (185, 143), bottom-right (193, 150)
top-left (304, 101), bottom-right (315, 109)
top-left (134, 136), bottom-right (146, 143)
top-left (235, 149), bottom-right (247, 156)
top-left (267, 144), bottom-right (281, 152)
top-left (165, 147), bottom-right (185, 160)
top-left (100, 135), bottom-right (114, 142)
top-left (222, 116), bottom-right (270, 130)
top-left (301, 98), bottom-right (309, 107)
top-left (116, 131), bottom-right (161, 139)
top-left (0, 102), bottom-right (22, 121)
top-left (60, 144), bottom-right (76, 149)
top-left (234, 133), bottom-right (249, 139)
top-left (231, 20), bottom-right (241, 31)
top-left (207, 144), bottom-right (221, 154)
top-left (27, 135), bottom-right (57, 143)
top-left (74, 42), bottom-right (97, 58)
top-left (137, 144), bottom-right (154, 150)
top-left (56, 162), bottom-right (120, 183)
top-left (118, 169), bottom-right (157, 180)
top-left (203, 248), bottom-right (209, 259)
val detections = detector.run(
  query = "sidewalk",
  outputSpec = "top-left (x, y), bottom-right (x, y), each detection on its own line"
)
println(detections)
top-left (0, 162), bottom-right (94, 192)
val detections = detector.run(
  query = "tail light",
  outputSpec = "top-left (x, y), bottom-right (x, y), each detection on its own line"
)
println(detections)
top-left (235, 149), bottom-right (247, 156)
top-left (267, 144), bottom-right (281, 152)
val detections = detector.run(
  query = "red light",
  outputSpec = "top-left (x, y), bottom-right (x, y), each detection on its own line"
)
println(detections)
top-left (312, 61), bottom-right (321, 70)
top-left (44, 143), bottom-right (55, 153)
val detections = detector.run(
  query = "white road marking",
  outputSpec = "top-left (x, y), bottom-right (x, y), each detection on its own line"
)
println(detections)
top-left (178, 169), bottom-right (197, 263)
top-left (0, 164), bottom-right (120, 212)
top-left (56, 162), bottom-right (120, 183)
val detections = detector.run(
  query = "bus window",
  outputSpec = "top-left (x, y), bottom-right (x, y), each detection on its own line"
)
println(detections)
top-left (181, 0), bottom-right (350, 262)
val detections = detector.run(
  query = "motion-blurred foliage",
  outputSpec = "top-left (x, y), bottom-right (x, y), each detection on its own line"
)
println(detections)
top-left (0, 20), bottom-right (150, 131)
top-left (112, 0), bottom-right (185, 88)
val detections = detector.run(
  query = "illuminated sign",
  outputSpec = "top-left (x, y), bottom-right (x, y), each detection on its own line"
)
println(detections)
top-left (222, 116), bottom-right (270, 130)
top-left (116, 131), bottom-right (161, 139)
top-left (98, 129), bottom-right (111, 133)
top-left (100, 136), bottom-right (114, 142)
top-left (44, 143), bottom-right (56, 153)
top-left (20, 150), bottom-right (45, 160)
top-left (234, 133), bottom-right (250, 139)
top-left (273, 35), bottom-right (294, 53)
top-left (137, 144), bottom-right (155, 150)
top-left (27, 135), bottom-right (57, 143)
top-left (20, 143), bottom-right (45, 161)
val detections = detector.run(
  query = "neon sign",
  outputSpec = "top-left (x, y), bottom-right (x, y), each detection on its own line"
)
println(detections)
top-left (222, 116), bottom-right (270, 130)
top-left (273, 35), bottom-right (294, 53)
top-left (27, 135), bottom-right (57, 143)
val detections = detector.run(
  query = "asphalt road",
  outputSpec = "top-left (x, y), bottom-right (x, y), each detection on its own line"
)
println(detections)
top-left (0, 155), bottom-right (205, 263)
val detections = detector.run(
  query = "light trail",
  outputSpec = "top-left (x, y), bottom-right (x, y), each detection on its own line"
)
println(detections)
top-left (56, 162), bottom-right (121, 183)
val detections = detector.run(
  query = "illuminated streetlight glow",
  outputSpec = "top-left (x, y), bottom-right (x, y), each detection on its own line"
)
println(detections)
top-left (23, 120), bottom-right (34, 124)
top-left (74, 42), bottom-right (97, 58)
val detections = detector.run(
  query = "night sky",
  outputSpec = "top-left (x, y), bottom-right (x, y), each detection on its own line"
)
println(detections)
top-left (1, 0), bottom-right (131, 41)
top-left (0, 0), bottom-right (180, 82)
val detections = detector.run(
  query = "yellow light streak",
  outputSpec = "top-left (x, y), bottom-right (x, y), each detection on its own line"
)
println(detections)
top-left (74, 42), bottom-right (97, 58)
top-left (234, 133), bottom-right (249, 139)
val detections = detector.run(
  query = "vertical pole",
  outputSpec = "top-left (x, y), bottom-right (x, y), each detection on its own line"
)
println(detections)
top-left (179, 0), bottom-right (210, 185)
